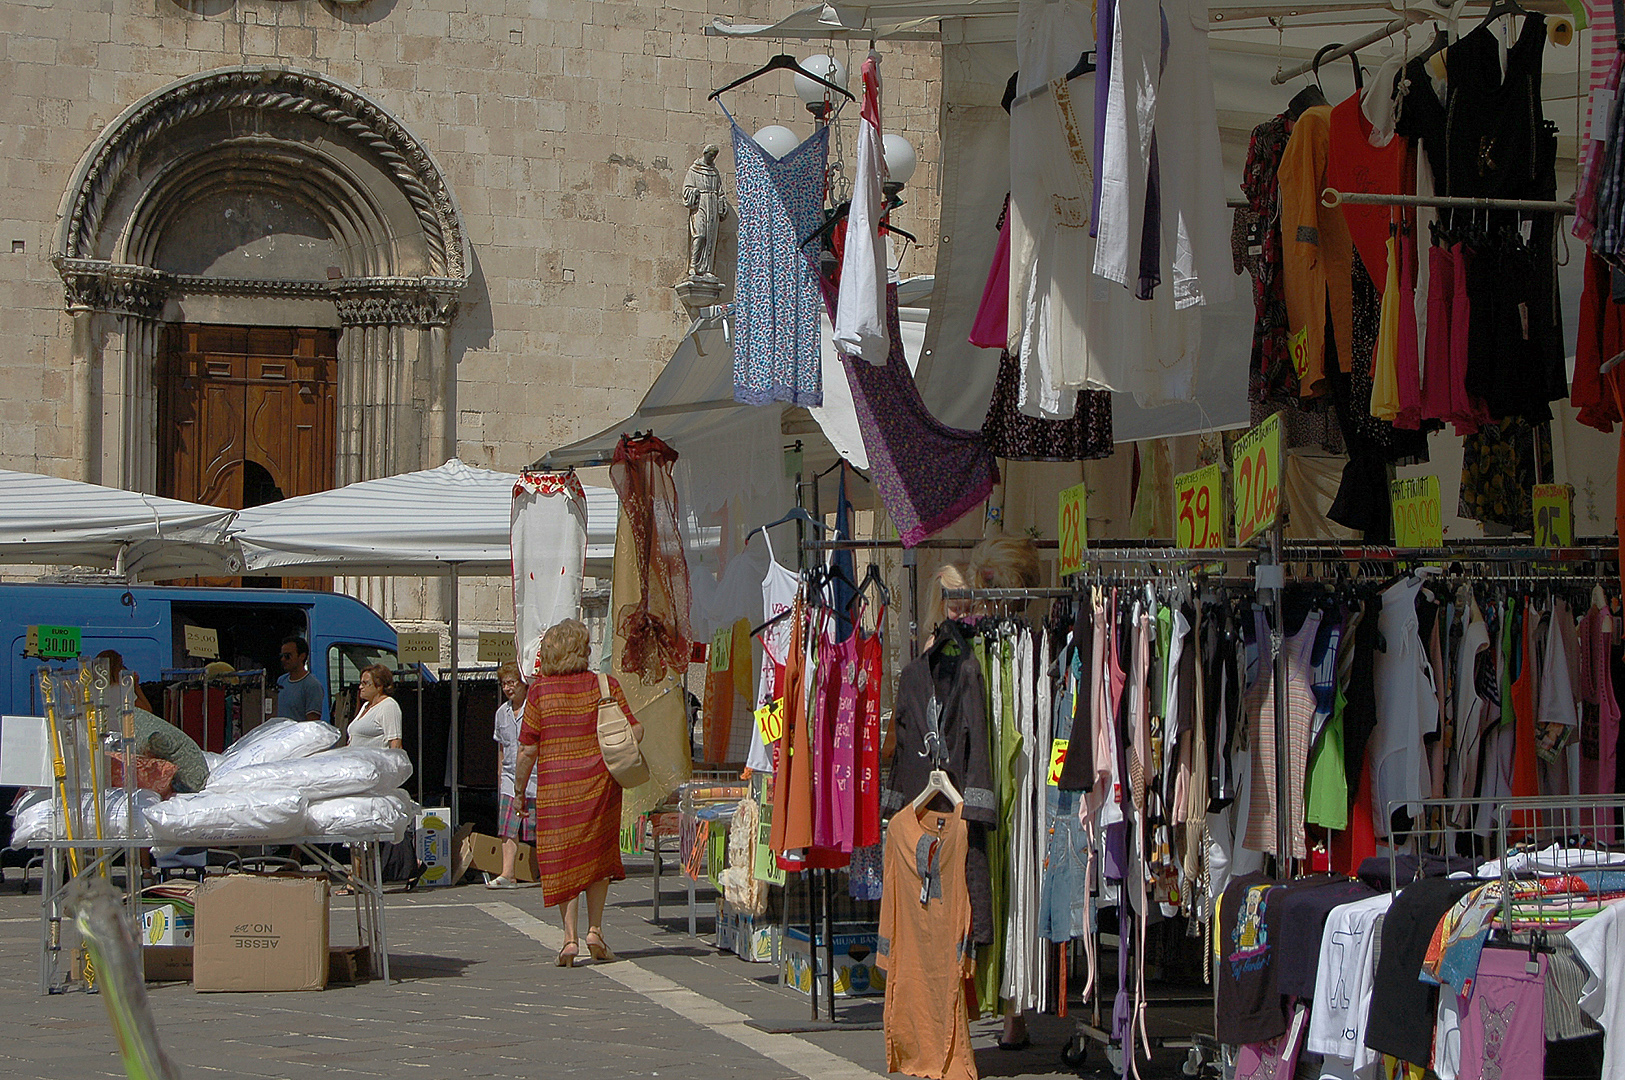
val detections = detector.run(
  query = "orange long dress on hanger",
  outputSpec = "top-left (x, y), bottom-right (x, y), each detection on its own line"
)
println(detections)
top-left (770, 596), bottom-right (815, 855)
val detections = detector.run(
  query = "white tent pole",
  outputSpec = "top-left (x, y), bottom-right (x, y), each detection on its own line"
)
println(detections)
top-left (449, 562), bottom-right (461, 826)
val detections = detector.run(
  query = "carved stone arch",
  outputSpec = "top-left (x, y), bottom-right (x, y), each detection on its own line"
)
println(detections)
top-left (51, 67), bottom-right (469, 500)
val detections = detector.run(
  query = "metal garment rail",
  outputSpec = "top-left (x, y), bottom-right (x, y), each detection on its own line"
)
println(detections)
top-left (1270, 11), bottom-right (1428, 85)
top-left (1321, 187), bottom-right (1576, 215)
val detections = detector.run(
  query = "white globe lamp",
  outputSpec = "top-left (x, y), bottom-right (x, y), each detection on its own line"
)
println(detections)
top-left (794, 55), bottom-right (850, 119)
top-left (752, 125), bottom-right (800, 160)
top-left (882, 133), bottom-right (917, 194)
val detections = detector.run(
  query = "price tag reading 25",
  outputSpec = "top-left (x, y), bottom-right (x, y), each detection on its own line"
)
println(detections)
top-left (1231, 412), bottom-right (1283, 546)
top-left (1174, 463), bottom-right (1225, 549)
top-left (1057, 482), bottom-right (1088, 578)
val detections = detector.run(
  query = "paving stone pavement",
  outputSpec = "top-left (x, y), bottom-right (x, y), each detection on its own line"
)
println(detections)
top-left (0, 857), bottom-right (1198, 1079)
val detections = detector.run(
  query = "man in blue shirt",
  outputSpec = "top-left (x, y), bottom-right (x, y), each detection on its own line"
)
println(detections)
top-left (275, 635), bottom-right (328, 723)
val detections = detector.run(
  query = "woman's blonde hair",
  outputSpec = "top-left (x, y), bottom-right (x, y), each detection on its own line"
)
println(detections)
top-left (535, 619), bottom-right (591, 676)
top-left (496, 660), bottom-right (522, 684)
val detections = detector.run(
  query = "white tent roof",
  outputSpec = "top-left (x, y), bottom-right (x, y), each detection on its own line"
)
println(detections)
top-left (227, 460), bottom-right (617, 578)
top-left (0, 469), bottom-right (239, 576)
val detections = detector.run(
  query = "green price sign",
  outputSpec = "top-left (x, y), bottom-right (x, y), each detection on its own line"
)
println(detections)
top-left (27, 625), bottom-right (82, 660)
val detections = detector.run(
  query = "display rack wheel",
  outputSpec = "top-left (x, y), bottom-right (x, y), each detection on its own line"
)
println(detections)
top-left (1060, 1034), bottom-right (1089, 1069)
top-left (1106, 1041), bottom-right (1124, 1073)
top-left (1183, 1046), bottom-right (1203, 1076)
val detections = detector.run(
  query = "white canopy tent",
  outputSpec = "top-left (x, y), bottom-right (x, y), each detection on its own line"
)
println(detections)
top-left (0, 468), bottom-right (240, 578)
top-left (226, 458), bottom-right (616, 579)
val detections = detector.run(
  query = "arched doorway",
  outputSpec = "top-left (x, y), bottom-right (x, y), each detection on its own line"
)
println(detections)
top-left (52, 67), bottom-right (469, 505)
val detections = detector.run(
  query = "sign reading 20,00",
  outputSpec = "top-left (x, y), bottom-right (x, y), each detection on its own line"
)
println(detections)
top-left (1231, 413), bottom-right (1283, 546)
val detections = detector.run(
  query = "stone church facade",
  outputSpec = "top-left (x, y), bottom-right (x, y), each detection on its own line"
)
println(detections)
top-left (0, 0), bottom-right (941, 629)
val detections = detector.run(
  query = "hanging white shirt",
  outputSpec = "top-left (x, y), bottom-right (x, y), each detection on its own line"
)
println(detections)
top-left (832, 54), bottom-right (891, 365)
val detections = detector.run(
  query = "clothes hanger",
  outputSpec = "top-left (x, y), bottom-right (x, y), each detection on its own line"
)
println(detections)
top-left (743, 507), bottom-right (839, 547)
top-left (1476, 0), bottom-right (1530, 35)
top-left (912, 767), bottom-right (964, 810)
top-left (709, 54), bottom-right (856, 103)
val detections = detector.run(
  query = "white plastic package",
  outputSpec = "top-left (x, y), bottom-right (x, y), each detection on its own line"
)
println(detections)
top-left (304, 789), bottom-right (421, 843)
top-left (145, 790), bottom-right (309, 843)
top-left (10, 787), bottom-right (160, 846)
top-left (200, 750), bottom-right (224, 778)
top-left (209, 719), bottom-right (339, 779)
top-left (205, 747), bottom-right (412, 800)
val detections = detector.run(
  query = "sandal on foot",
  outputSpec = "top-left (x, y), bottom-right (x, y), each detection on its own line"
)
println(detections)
top-left (585, 930), bottom-right (617, 963)
top-left (556, 940), bottom-right (579, 967)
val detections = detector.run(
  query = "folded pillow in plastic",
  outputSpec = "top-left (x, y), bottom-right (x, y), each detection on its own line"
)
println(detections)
top-left (145, 790), bottom-right (309, 843)
top-left (9, 788), bottom-right (159, 846)
top-left (205, 747), bottom-right (412, 800)
top-left (305, 789), bottom-right (421, 843)
top-left (210, 719), bottom-right (339, 779)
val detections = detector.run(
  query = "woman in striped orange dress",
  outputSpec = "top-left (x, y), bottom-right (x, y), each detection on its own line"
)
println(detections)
top-left (513, 619), bottom-right (638, 966)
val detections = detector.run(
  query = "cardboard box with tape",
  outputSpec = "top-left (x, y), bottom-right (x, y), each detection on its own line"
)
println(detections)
top-left (193, 875), bottom-right (329, 992)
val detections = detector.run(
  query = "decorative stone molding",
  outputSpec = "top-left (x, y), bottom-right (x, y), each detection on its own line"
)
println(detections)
top-left (167, 275), bottom-right (336, 299)
top-left (332, 277), bottom-right (462, 327)
top-left (56, 66), bottom-right (469, 282)
top-left (53, 258), bottom-right (167, 319)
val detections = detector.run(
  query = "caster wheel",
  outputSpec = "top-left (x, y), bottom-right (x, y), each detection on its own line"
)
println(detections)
top-left (1060, 1035), bottom-right (1089, 1069)
top-left (1183, 1047), bottom-right (1203, 1076)
top-left (1106, 1042), bottom-right (1124, 1073)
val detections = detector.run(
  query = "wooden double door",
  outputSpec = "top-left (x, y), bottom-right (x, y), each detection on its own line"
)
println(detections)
top-left (158, 324), bottom-right (338, 589)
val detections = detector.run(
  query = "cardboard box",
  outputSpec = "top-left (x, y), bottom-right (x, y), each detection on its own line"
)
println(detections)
top-left (466, 831), bottom-right (539, 882)
top-left (193, 875), bottom-right (329, 992)
top-left (139, 903), bottom-right (194, 947)
top-left (414, 807), bottom-right (454, 887)
top-left (143, 945), bottom-right (192, 982)
top-left (782, 925), bottom-right (884, 997)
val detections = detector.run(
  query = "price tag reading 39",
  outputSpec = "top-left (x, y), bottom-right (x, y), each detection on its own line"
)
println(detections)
top-left (1390, 476), bottom-right (1443, 549)
top-left (1174, 463), bottom-right (1226, 549)
top-left (1231, 412), bottom-right (1283, 546)
top-left (1057, 482), bottom-right (1088, 578)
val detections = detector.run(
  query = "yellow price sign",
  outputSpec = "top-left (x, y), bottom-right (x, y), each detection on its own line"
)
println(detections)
top-left (754, 699), bottom-right (785, 745)
top-left (1174, 463), bottom-right (1225, 549)
top-left (709, 627), bottom-right (732, 673)
top-left (1057, 482), bottom-right (1088, 578)
top-left (1232, 412), bottom-right (1283, 546)
top-left (1532, 483), bottom-right (1574, 547)
top-left (1390, 476), bottom-right (1443, 548)
top-left (1047, 739), bottom-right (1069, 786)
top-left (1288, 327), bottom-right (1312, 384)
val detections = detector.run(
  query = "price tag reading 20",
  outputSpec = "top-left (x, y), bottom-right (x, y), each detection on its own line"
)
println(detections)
top-left (1231, 412), bottom-right (1283, 546)
top-left (1057, 482), bottom-right (1088, 578)
top-left (1174, 464), bottom-right (1225, 549)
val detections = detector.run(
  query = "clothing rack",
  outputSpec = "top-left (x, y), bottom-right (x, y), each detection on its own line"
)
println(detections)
top-left (1269, 12), bottom-right (1429, 85)
top-left (1320, 188), bottom-right (1576, 215)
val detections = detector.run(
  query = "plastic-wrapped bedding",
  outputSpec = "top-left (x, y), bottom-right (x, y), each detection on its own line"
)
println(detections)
top-left (305, 789), bottom-right (420, 843)
top-left (9, 788), bottom-right (159, 845)
top-left (145, 790), bottom-right (309, 843)
top-left (209, 719), bottom-right (339, 779)
top-left (201, 750), bottom-right (224, 778)
top-left (205, 747), bottom-right (412, 800)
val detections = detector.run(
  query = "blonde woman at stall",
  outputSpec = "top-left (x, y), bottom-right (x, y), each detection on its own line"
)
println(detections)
top-left (512, 619), bottom-right (639, 967)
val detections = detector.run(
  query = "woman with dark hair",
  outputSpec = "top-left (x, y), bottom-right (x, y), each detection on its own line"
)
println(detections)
top-left (513, 618), bottom-right (638, 966)
top-left (345, 663), bottom-right (402, 750)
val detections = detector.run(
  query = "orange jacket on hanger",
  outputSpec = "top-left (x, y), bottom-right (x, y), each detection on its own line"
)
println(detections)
top-left (1278, 105), bottom-right (1354, 400)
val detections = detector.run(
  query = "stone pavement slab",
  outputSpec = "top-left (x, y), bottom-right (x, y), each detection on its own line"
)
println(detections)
top-left (0, 858), bottom-right (1195, 1079)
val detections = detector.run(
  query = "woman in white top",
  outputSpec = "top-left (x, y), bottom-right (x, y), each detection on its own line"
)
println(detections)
top-left (347, 664), bottom-right (403, 749)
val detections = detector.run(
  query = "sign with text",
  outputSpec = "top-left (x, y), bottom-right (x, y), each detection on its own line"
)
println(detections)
top-left (25, 625), bottom-right (80, 661)
top-left (1288, 327), bottom-right (1312, 384)
top-left (476, 632), bottom-right (517, 664)
top-left (754, 699), bottom-right (785, 746)
top-left (1232, 412), bottom-right (1283, 546)
top-left (183, 624), bottom-right (219, 660)
top-left (1390, 476), bottom-right (1443, 549)
top-left (1047, 739), bottom-right (1069, 786)
top-left (710, 627), bottom-right (732, 673)
top-left (1057, 482), bottom-right (1088, 577)
top-left (1532, 483), bottom-right (1574, 547)
top-left (396, 632), bottom-right (440, 665)
top-left (1174, 463), bottom-right (1226, 549)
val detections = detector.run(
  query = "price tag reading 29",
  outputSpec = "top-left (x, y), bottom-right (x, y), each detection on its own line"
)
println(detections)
top-left (1174, 464), bottom-right (1225, 549)
top-left (1231, 412), bottom-right (1283, 546)
top-left (1057, 482), bottom-right (1088, 578)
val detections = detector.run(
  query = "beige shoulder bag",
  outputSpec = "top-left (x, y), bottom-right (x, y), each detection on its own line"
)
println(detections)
top-left (595, 674), bottom-right (649, 788)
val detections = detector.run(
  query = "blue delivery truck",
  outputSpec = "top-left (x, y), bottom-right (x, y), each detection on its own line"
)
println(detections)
top-left (0, 582), bottom-right (399, 725)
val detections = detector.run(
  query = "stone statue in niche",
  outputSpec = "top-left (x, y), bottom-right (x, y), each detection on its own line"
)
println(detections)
top-left (682, 144), bottom-right (729, 283)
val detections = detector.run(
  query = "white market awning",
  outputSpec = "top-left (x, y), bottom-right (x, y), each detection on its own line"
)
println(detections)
top-left (227, 459), bottom-right (617, 578)
top-left (0, 469), bottom-right (240, 577)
